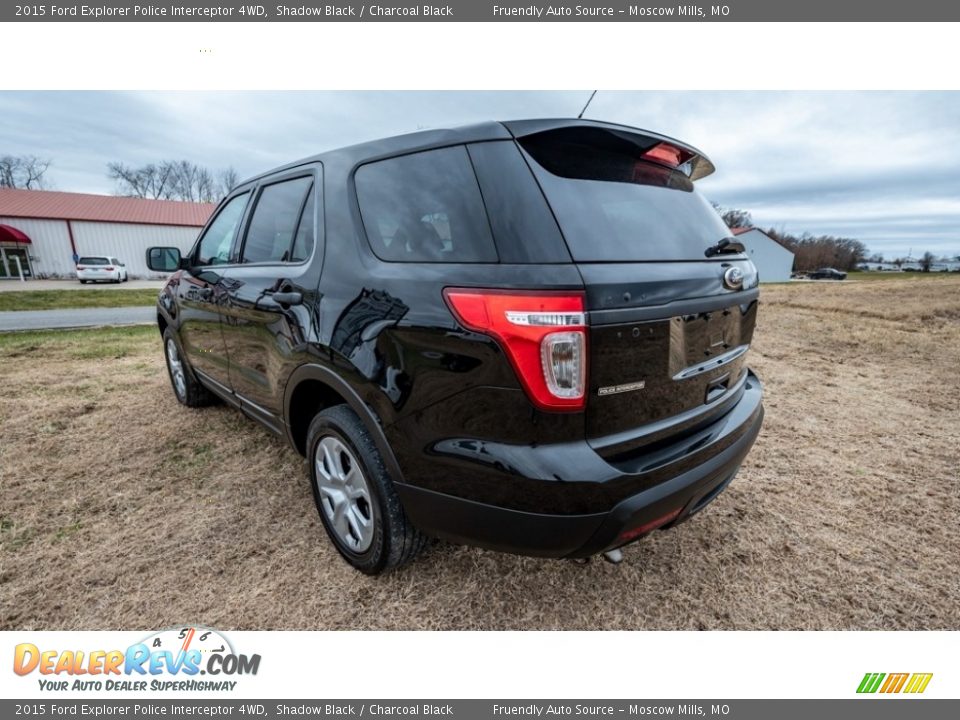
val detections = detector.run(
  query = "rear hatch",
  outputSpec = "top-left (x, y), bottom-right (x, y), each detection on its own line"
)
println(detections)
top-left (514, 122), bottom-right (759, 457)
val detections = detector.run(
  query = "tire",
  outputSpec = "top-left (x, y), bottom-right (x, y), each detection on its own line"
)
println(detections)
top-left (79, 280), bottom-right (87, 284)
top-left (307, 405), bottom-right (426, 575)
top-left (162, 327), bottom-right (215, 407)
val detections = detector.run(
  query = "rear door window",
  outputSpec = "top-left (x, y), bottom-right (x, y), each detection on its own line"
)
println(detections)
top-left (355, 146), bottom-right (498, 263)
top-left (519, 128), bottom-right (733, 262)
top-left (242, 176), bottom-right (314, 264)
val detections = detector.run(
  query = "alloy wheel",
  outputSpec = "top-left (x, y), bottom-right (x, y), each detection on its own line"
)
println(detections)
top-left (314, 435), bottom-right (375, 552)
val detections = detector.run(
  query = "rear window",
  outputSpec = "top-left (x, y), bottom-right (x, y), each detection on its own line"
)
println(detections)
top-left (78, 257), bottom-right (109, 265)
top-left (520, 129), bottom-right (733, 262)
top-left (355, 146), bottom-right (498, 263)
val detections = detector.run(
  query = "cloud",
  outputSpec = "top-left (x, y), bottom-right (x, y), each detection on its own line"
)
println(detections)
top-left (1, 91), bottom-right (958, 258)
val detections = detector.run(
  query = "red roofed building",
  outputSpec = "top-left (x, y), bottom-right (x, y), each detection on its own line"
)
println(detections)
top-left (0, 188), bottom-right (215, 280)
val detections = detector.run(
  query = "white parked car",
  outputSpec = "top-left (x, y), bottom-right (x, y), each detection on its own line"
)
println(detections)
top-left (76, 256), bottom-right (128, 284)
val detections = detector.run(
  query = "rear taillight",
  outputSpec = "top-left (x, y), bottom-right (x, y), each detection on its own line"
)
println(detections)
top-left (105, 267), bottom-right (115, 271)
top-left (443, 289), bottom-right (587, 412)
top-left (76, 265), bottom-right (85, 270)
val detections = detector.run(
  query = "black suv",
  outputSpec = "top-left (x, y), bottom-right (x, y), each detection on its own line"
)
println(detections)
top-left (147, 119), bottom-right (764, 574)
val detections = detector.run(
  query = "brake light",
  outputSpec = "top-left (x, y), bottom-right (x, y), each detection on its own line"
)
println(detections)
top-left (443, 289), bottom-right (587, 412)
top-left (105, 267), bottom-right (115, 271)
top-left (640, 142), bottom-right (692, 169)
top-left (76, 265), bottom-right (85, 270)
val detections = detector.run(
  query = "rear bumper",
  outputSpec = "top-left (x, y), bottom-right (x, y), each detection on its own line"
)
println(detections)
top-left (76, 270), bottom-right (118, 281)
top-left (394, 370), bottom-right (763, 558)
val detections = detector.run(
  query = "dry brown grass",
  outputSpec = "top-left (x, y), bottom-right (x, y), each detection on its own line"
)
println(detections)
top-left (1, 278), bottom-right (958, 630)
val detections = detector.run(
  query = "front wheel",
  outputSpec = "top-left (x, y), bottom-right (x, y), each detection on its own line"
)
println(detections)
top-left (307, 405), bottom-right (426, 575)
top-left (162, 327), bottom-right (215, 407)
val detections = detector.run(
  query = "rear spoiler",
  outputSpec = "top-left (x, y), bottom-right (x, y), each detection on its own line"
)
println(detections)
top-left (501, 118), bottom-right (716, 181)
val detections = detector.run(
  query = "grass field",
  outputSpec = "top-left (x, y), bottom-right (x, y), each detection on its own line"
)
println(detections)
top-left (848, 271), bottom-right (960, 282)
top-left (0, 289), bottom-right (159, 312)
top-left (1, 278), bottom-right (958, 630)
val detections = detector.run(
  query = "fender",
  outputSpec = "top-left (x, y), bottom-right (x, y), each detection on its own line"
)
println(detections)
top-left (283, 363), bottom-right (406, 484)
top-left (156, 282), bottom-right (180, 331)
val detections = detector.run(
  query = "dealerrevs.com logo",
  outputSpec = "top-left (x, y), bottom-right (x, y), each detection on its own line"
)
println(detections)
top-left (13, 627), bottom-right (261, 692)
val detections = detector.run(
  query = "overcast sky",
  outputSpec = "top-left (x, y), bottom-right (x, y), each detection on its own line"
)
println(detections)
top-left (2, 91), bottom-right (959, 259)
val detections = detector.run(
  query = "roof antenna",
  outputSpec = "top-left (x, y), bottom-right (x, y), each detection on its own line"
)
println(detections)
top-left (577, 90), bottom-right (598, 119)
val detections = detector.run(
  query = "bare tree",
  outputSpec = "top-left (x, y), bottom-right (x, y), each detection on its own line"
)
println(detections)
top-left (711, 202), bottom-right (753, 229)
top-left (107, 161), bottom-right (176, 199)
top-left (216, 167), bottom-right (239, 199)
top-left (764, 228), bottom-right (868, 272)
top-left (108, 159), bottom-right (233, 202)
top-left (0, 154), bottom-right (51, 189)
top-left (920, 251), bottom-right (936, 273)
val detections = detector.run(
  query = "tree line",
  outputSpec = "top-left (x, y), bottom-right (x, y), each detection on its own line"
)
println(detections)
top-left (107, 160), bottom-right (238, 203)
top-left (1, 153), bottom-right (238, 203)
top-left (714, 204), bottom-right (866, 272)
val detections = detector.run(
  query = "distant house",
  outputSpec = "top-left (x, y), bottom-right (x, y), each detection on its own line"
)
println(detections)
top-left (858, 262), bottom-right (902, 272)
top-left (0, 188), bottom-right (215, 280)
top-left (730, 227), bottom-right (795, 283)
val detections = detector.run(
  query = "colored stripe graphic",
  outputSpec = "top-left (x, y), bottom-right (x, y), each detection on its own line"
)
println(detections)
top-left (880, 673), bottom-right (909, 693)
top-left (904, 673), bottom-right (933, 694)
top-left (857, 672), bottom-right (932, 694)
top-left (857, 673), bottom-right (885, 693)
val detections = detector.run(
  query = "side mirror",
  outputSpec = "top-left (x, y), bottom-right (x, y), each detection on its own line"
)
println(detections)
top-left (146, 246), bottom-right (183, 272)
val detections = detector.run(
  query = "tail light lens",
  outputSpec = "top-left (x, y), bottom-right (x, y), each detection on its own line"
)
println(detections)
top-left (618, 508), bottom-right (682, 543)
top-left (443, 289), bottom-right (587, 412)
top-left (76, 265), bottom-right (86, 270)
top-left (105, 267), bottom-right (115, 271)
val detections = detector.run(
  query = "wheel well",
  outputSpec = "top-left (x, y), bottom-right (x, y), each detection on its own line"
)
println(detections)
top-left (288, 379), bottom-right (348, 456)
top-left (157, 313), bottom-right (168, 337)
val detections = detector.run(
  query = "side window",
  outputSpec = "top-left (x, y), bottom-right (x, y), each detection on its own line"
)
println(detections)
top-left (241, 176), bottom-right (313, 264)
top-left (196, 192), bottom-right (249, 266)
top-left (355, 146), bottom-right (498, 263)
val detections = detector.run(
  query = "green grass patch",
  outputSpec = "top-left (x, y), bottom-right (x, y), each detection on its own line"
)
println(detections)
top-left (0, 288), bottom-right (159, 312)
top-left (0, 325), bottom-right (157, 361)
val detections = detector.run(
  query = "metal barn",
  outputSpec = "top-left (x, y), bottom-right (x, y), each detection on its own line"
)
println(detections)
top-left (0, 188), bottom-right (214, 280)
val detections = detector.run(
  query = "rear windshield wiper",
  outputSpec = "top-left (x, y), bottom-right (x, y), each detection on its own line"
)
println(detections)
top-left (705, 237), bottom-right (746, 258)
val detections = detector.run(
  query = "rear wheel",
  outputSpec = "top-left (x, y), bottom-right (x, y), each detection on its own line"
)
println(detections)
top-left (79, 279), bottom-right (87, 284)
top-left (307, 405), bottom-right (426, 575)
top-left (162, 327), bottom-right (215, 407)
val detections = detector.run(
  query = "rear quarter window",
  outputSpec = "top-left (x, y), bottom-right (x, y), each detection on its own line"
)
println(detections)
top-left (355, 146), bottom-right (498, 263)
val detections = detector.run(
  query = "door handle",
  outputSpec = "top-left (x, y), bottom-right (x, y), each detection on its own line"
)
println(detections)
top-left (271, 291), bottom-right (303, 307)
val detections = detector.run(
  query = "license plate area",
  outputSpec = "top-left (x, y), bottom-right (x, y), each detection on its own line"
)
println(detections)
top-left (668, 306), bottom-right (746, 379)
